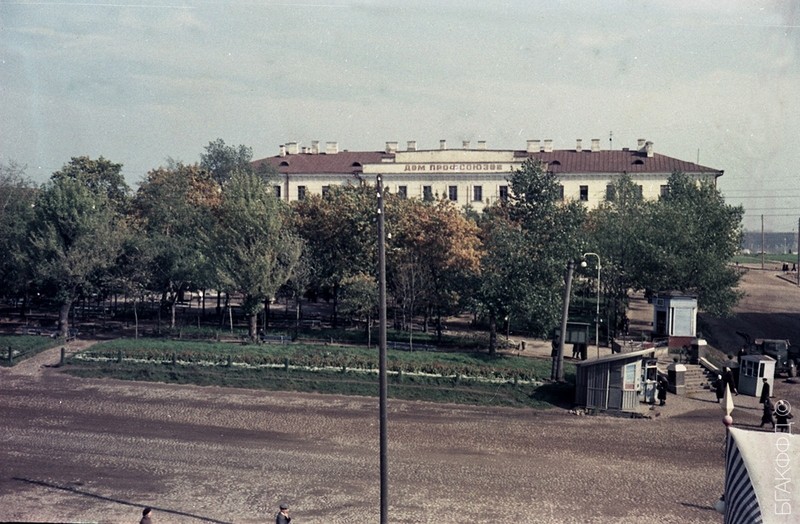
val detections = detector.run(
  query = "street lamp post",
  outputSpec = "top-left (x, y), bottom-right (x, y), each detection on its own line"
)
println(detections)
top-left (582, 252), bottom-right (601, 359)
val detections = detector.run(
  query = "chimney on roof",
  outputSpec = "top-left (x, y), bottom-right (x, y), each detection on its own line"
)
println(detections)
top-left (576, 139), bottom-right (582, 152)
top-left (385, 141), bottom-right (398, 154)
top-left (591, 139), bottom-right (600, 152)
top-left (527, 140), bottom-right (540, 153)
top-left (311, 140), bottom-right (320, 154)
top-left (637, 138), bottom-right (646, 150)
top-left (279, 145), bottom-right (286, 157)
top-left (302, 146), bottom-right (309, 154)
top-left (286, 142), bottom-right (299, 155)
top-left (439, 139), bottom-right (447, 150)
top-left (462, 140), bottom-right (470, 149)
top-left (477, 140), bottom-right (486, 150)
top-left (407, 140), bottom-right (417, 151)
top-left (645, 141), bottom-right (654, 158)
top-left (544, 139), bottom-right (553, 153)
top-left (326, 141), bottom-right (338, 154)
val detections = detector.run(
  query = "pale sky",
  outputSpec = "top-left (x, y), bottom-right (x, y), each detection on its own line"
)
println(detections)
top-left (2, 0), bottom-right (798, 231)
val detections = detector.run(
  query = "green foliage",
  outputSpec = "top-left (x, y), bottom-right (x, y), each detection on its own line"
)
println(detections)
top-left (27, 163), bottom-right (127, 335)
top-left (209, 172), bottom-right (303, 336)
top-left (50, 156), bottom-right (129, 210)
top-left (477, 159), bottom-right (586, 352)
top-left (0, 161), bottom-right (37, 298)
top-left (200, 138), bottom-right (254, 187)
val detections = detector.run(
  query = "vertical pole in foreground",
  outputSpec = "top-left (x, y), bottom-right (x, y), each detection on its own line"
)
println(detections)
top-left (556, 260), bottom-right (575, 382)
top-left (796, 217), bottom-right (799, 286)
top-left (376, 175), bottom-right (389, 523)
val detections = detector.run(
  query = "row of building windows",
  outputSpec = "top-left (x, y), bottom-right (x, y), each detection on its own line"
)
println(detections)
top-left (281, 184), bottom-right (670, 203)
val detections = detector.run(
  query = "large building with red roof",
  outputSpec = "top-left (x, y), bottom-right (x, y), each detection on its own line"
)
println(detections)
top-left (252, 138), bottom-right (723, 210)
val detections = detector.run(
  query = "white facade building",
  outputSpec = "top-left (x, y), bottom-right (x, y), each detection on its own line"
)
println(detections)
top-left (253, 138), bottom-right (723, 210)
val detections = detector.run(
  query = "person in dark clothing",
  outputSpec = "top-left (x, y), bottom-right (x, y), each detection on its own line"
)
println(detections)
top-left (760, 398), bottom-right (775, 429)
top-left (759, 378), bottom-right (771, 403)
top-left (715, 374), bottom-right (725, 403)
top-left (656, 376), bottom-right (668, 406)
top-left (140, 507), bottom-right (153, 524)
top-left (722, 367), bottom-right (738, 395)
top-left (276, 503), bottom-right (291, 524)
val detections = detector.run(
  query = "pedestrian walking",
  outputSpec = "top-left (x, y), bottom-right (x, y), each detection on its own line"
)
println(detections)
top-left (715, 374), bottom-right (725, 403)
top-left (276, 503), bottom-right (292, 524)
top-left (759, 378), bottom-right (771, 403)
top-left (760, 398), bottom-right (775, 429)
top-left (657, 376), bottom-right (668, 406)
top-left (139, 507), bottom-right (153, 524)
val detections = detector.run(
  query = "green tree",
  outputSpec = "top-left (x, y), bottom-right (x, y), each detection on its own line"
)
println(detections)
top-left (200, 138), bottom-right (254, 187)
top-left (209, 171), bottom-right (302, 340)
top-left (638, 172), bottom-right (744, 315)
top-left (132, 161), bottom-right (218, 328)
top-left (50, 156), bottom-right (129, 210)
top-left (0, 161), bottom-right (37, 305)
top-left (291, 185), bottom-right (377, 327)
top-left (339, 272), bottom-right (379, 346)
top-left (27, 160), bottom-right (127, 337)
top-left (583, 173), bottom-right (651, 333)
top-left (477, 159), bottom-right (585, 354)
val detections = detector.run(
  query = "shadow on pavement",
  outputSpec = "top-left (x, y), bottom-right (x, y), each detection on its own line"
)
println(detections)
top-left (12, 477), bottom-right (230, 524)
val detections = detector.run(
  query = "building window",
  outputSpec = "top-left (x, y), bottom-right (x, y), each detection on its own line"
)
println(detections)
top-left (398, 185), bottom-right (407, 199)
top-left (298, 186), bottom-right (306, 201)
top-left (499, 185), bottom-right (509, 202)
top-left (557, 185), bottom-right (564, 200)
top-left (423, 186), bottom-right (433, 201)
top-left (580, 185), bottom-right (589, 201)
top-left (660, 185), bottom-right (669, 198)
top-left (606, 185), bottom-right (616, 201)
top-left (448, 185), bottom-right (458, 202)
top-left (321, 185), bottom-right (330, 197)
top-left (473, 185), bottom-right (483, 202)
top-left (273, 185), bottom-right (281, 199)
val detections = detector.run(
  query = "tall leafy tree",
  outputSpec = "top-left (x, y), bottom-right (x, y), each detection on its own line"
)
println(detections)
top-left (638, 172), bottom-right (744, 315)
top-left (200, 138), bottom-right (254, 187)
top-left (583, 173), bottom-right (651, 333)
top-left (27, 159), bottom-right (128, 336)
top-left (477, 159), bottom-right (585, 354)
top-left (291, 185), bottom-right (377, 327)
top-left (50, 156), bottom-right (129, 210)
top-left (209, 171), bottom-right (302, 340)
top-left (0, 161), bottom-right (37, 304)
top-left (132, 162), bottom-right (218, 328)
top-left (388, 197), bottom-right (481, 341)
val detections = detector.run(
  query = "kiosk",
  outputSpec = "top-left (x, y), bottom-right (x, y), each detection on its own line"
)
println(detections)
top-left (738, 354), bottom-right (775, 398)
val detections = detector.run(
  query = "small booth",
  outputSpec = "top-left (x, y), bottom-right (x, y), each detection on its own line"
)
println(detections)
top-left (652, 292), bottom-right (698, 349)
top-left (738, 354), bottom-right (776, 398)
top-left (575, 348), bottom-right (655, 413)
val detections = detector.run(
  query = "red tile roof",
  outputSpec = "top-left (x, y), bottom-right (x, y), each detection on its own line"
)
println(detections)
top-left (253, 148), bottom-right (722, 175)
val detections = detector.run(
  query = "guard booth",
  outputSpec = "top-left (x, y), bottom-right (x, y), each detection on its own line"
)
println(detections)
top-left (575, 348), bottom-right (655, 413)
top-left (738, 354), bottom-right (776, 398)
top-left (639, 358), bottom-right (659, 404)
top-left (652, 292), bottom-right (698, 349)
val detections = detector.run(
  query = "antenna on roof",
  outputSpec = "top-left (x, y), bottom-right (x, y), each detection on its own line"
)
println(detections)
top-left (697, 148), bottom-right (700, 164)
top-left (609, 131), bottom-right (613, 150)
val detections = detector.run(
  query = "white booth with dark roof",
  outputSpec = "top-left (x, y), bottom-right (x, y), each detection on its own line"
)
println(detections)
top-left (575, 348), bottom-right (656, 413)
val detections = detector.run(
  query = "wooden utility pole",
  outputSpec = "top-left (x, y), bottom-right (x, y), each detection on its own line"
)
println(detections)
top-left (376, 175), bottom-right (388, 523)
top-left (555, 260), bottom-right (575, 382)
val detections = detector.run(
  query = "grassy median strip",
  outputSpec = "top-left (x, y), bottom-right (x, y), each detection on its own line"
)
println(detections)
top-left (64, 338), bottom-right (575, 408)
top-left (0, 335), bottom-right (63, 367)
